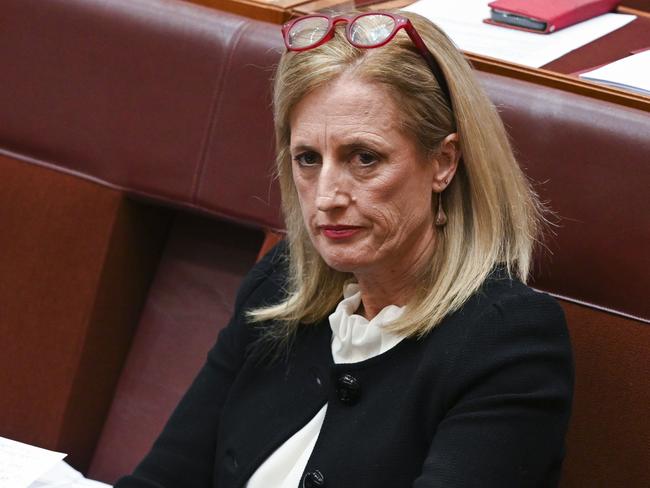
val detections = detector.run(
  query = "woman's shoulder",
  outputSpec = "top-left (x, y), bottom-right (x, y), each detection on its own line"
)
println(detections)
top-left (458, 268), bottom-right (565, 329)
top-left (486, 270), bottom-right (565, 328)
top-left (421, 268), bottom-right (574, 415)
top-left (430, 268), bottom-right (570, 357)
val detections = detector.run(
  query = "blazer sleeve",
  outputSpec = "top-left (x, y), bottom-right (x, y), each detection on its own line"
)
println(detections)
top-left (114, 243), bottom-right (287, 488)
top-left (414, 290), bottom-right (574, 488)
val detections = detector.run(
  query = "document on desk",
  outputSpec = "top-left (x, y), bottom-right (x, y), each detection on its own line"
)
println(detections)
top-left (29, 459), bottom-right (112, 487)
top-left (0, 437), bottom-right (112, 488)
top-left (579, 50), bottom-right (650, 95)
top-left (0, 436), bottom-right (66, 488)
top-left (404, 0), bottom-right (635, 68)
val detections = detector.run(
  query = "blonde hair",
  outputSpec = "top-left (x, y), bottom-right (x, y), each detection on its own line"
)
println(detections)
top-left (248, 11), bottom-right (544, 339)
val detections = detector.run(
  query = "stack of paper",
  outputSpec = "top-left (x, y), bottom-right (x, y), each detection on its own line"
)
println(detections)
top-left (404, 0), bottom-right (635, 68)
top-left (29, 460), bottom-right (112, 488)
top-left (0, 436), bottom-right (111, 488)
top-left (0, 437), bottom-right (66, 488)
top-left (579, 50), bottom-right (650, 96)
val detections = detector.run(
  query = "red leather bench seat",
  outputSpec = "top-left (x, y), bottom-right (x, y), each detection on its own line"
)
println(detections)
top-left (1, 0), bottom-right (282, 473)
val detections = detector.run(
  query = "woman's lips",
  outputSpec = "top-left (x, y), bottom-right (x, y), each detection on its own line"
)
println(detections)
top-left (319, 225), bottom-right (362, 240)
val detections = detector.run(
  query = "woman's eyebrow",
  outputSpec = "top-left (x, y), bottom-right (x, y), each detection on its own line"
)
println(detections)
top-left (290, 143), bottom-right (316, 153)
top-left (338, 137), bottom-right (387, 152)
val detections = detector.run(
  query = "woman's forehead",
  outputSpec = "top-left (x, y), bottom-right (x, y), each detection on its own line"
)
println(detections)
top-left (289, 75), bottom-right (404, 142)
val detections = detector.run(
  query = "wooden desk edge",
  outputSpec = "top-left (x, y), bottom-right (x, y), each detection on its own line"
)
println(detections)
top-left (468, 54), bottom-right (650, 112)
top-left (618, 5), bottom-right (650, 19)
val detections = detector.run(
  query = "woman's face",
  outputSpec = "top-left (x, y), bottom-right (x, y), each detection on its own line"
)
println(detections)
top-left (290, 74), bottom-right (447, 283)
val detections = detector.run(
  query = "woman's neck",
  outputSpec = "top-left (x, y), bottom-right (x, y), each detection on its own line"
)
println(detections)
top-left (354, 233), bottom-right (435, 320)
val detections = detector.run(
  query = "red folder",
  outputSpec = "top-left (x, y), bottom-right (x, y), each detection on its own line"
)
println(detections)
top-left (485, 0), bottom-right (621, 34)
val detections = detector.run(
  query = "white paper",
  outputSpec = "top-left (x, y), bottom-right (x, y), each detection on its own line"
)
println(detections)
top-left (28, 460), bottom-right (112, 488)
top-left (403, 0), bottom-right (636, 68)
top-left (0, 437), bottom-right (66, 488)
top-left (579, 50), bottom-right (650, 95)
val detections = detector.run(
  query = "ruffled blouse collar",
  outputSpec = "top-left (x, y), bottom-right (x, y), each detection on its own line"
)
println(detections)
top-left (329, 283), bottom-right (405, 364)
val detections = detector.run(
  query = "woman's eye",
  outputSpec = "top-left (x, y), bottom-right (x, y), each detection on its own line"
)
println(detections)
top-left (354, 151), bottom-right (379, 167)
top-left (293, 151), bottom-right (320, 167)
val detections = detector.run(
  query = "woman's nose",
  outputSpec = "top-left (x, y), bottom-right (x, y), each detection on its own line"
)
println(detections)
top-left (316, 163), bottom-right (351, 211)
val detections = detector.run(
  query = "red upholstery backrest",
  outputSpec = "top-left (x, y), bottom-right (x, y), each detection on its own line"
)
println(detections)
top-left (480, 74), bottom-right (649, 321)
top-left (0, 0), bottom-right (283, 229)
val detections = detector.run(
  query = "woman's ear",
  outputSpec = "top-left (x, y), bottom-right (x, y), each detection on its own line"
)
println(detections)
top-left (432, 133), bottom-right (461, 192)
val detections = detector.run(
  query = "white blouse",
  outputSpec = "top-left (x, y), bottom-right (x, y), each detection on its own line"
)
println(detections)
top-left (246, 283), bottom-right (405, 488)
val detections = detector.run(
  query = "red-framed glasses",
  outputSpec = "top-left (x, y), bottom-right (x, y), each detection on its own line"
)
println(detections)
top-left (281, 12), bottom-right (452, 108)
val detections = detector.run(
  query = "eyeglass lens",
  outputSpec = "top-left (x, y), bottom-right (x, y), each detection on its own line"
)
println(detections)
top-left (349, 14), bottom-right (396, 47)
top-left (285, 13), bottom-right (452, 108)
top-left (287, 14), bottom-right (398, 50)
top-left (287, 17), bottom-right (330, 49)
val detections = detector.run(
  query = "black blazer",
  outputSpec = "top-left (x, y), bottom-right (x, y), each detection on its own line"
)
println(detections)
top-left (116, 243), bottom-right (573, 488)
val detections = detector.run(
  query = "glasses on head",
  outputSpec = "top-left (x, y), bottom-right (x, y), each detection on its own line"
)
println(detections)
top-left (281, 12), bottom-right (452, 108)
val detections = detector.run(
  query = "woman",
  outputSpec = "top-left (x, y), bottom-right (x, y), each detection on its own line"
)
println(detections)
top-left (116, 10), bottom-right (573, 488)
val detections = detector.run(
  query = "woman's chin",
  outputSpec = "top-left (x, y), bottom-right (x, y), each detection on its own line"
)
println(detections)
top-left (319, 253), bottom-right (364, 274)
top-left (311, 236), bottom-right (373, 274)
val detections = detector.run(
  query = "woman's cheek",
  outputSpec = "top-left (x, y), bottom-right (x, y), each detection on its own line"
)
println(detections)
top-left (366, 203), bottom-right (404, 245)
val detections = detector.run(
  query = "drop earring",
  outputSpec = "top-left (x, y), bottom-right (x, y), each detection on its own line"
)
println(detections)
top-left (435, 192), bottom-right (447, 227)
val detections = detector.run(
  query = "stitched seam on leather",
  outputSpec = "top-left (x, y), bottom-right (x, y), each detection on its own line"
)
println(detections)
top-left (191, 21), bottom-right (248, 203)
top-left (535, 289), bottom-right (650, 324)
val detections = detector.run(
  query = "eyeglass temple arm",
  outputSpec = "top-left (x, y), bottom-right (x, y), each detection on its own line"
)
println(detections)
top-left (403, 26), bottom-right (452, 107)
